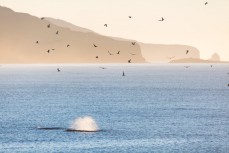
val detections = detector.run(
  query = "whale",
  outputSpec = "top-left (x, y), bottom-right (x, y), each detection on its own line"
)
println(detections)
top-left (37, 127), bottom-right (102, 132)
top-left (66, 129), bottom-right (101, 132)
top-left (37, 127), bottom-right (64, 130)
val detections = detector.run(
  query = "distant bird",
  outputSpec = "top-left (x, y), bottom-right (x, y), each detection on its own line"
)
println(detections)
top-left (99, 67), bottom-right (106, 69)
top-left (47, 24), bottom-right (50, 28)
top-left (122, 71), bottom-right (125, 76)
top-left (186, 50), bottom-right (189, 55)
top-left (52, 49), bottom-right (55, 51)
top-left (104, 24), bottom-right (108, 27)
top-left (158, 17), bottom-right (164, 21)
top-left (128, 59), bottom-right (131, 63)
top-left (96, 56), bottom-right (99, 59)
top-left (205, 2), bottom-right (208, 5)
top-left (168, 56), bottom-right (175, 60)
top-left (184, 66), bottom-right (190, 68)
top-left (41, 17), bottom-right (45, 20)
top-left (108, 51), bottom-right (113, 55)
top-left (57, 68), bottom-right (60, 72)
top-left (36, 41), bottom-right (39, 44)
top-left (67, 44), bottom-right (70, 47)
top-left (47, 50), bottom-right (50, 53)
top-left (130, 53), bottom-right (136, 56)
top-left (56, 31), bottom-right (59, 35)
top-left (93, 44), bottom-right (98, 48)
top-left (132, 42), bottom-right (136, 45)
top-left (117, 51), bottom-right (120, 55)
top-left (129, 16), bottom-right (132, 19)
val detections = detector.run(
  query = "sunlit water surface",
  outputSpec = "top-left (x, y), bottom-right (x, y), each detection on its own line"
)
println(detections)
top-left (0, 64), bottom-right (228, 152)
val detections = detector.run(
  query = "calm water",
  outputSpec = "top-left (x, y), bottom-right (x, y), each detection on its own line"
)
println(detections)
top-left (0, 64), bottom-right (229, 153)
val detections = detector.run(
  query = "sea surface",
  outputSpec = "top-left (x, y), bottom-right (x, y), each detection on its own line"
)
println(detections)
top-left (0, 64), bottom-right (229, 153)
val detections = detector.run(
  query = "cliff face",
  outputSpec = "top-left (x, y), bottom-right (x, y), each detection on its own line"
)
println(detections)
top-left (209, 53), bottom-right (221, 62)
top-left (169, 58), bottom-right (228, 63)
top-left (139, 43), bottom-right (200, 63)
top-left (47, 17), bottom-right (202, 64)
top-left (0, 6), bottom-right (145, 64)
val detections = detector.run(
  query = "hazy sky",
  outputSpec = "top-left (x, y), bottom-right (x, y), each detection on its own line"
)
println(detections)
top-left (1, 0), bottom-right (229, 60)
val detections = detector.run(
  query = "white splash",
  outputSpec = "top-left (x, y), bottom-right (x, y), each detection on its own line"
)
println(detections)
top-left (70, 116), bottom-right (99, 132)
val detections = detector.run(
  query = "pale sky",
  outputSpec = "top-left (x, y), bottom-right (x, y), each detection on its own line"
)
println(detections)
top-left (1, 0), bottom-right (229, 61)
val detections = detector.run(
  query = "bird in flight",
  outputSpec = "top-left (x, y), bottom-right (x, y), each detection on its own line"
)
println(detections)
top-left (205, 2), bottom-right (208, 5)
top-left (47, 50), bottom-right (50, 53)
top-left (52, 49), bottom-right (55, 51)
top-left (186, 50), bottom-right (189, 55)
top-left (129, 16), bottom-right (132, 19)
top-left (108, 51), bottom-right (113, 55)
top-left (96, 56), bottom-right (99, 59)
top-left (117, 51), bottom-right (120, 55)
top-left (36, 41), bottom-right (39, 44)
top-left (122, 71), bottom-right (125, 76)
top-left (56, 31), bottom-right (59, 35)
top-left (168, 56), bottom-right (175, 60)
top-left (130, 53), bottom-right (136, 56)
top-left (67, 44), bottom-right (70, 47)
top-left (93, 44), bottom-right (98, 48)
top-left (158, 17), bottom-right (164, 21)
top-left (41, 17), bottom-right (45, 20)
top-left (104, 24), bottom-right (108, 27)
top-left (132, 42), bottom-right (136, 45)
top-left (99, 67), bottom-right (106, 69)
top-left (210, 65), bottom-right (213, 68)
top-left (57, 68), bottom-right (61, 72)
top-left (128, 59), bottom-right (131, 63)
top-left (47, 24), bottom-right (50, 28)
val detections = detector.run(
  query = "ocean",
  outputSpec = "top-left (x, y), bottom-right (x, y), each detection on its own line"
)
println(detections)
top-left (0, 64), bottom-right (229, 153)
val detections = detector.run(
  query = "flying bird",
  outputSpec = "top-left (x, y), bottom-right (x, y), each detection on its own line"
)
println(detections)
top-left (56, 31), bottom-right (59, 35)
top-left (210, 65), bottom-right (213, 68)
top-left (93, 44), bottom-right (98, 48)
top-left (168, 56), bottom-right (175, 60)
top-left (36, 41), bottom-right (39, 44)
top-left (67, 44), bottom-right (70, 47)
top-left (117, 51), bottom-right (120, 55)
top-left (186, 50), bottom-right (189, 55)
top-left (99, 67), bottom-right (106, 69)
top-left (132, 42), bottom-right (136, 45)
top-left (108, 51), bottom-right (113, 55)
top-left (47, 24), bottom-right (50, 28)
top-left (47, 50), bottom-right (50, 53)
top-left (129, 16), bottom-right (132, 19)
top-left (122, 71), bottom-right (125, 76)
top-left (104, 24), bottom-right (108, 27)
top-left (128, 59), bottom-right (131, 63)
top-left (205, 2), bottom-right (208, 5)
top-left (57, 68), bottom-right (61, 72)
top-left (52, 49), bottom-right (55, 51)
top-left (158, 17), bottom-right (164, 21)
top-left (184, 66), bottom-right (190, 68)
top-left (96, 56), bottom-right (99, 59)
